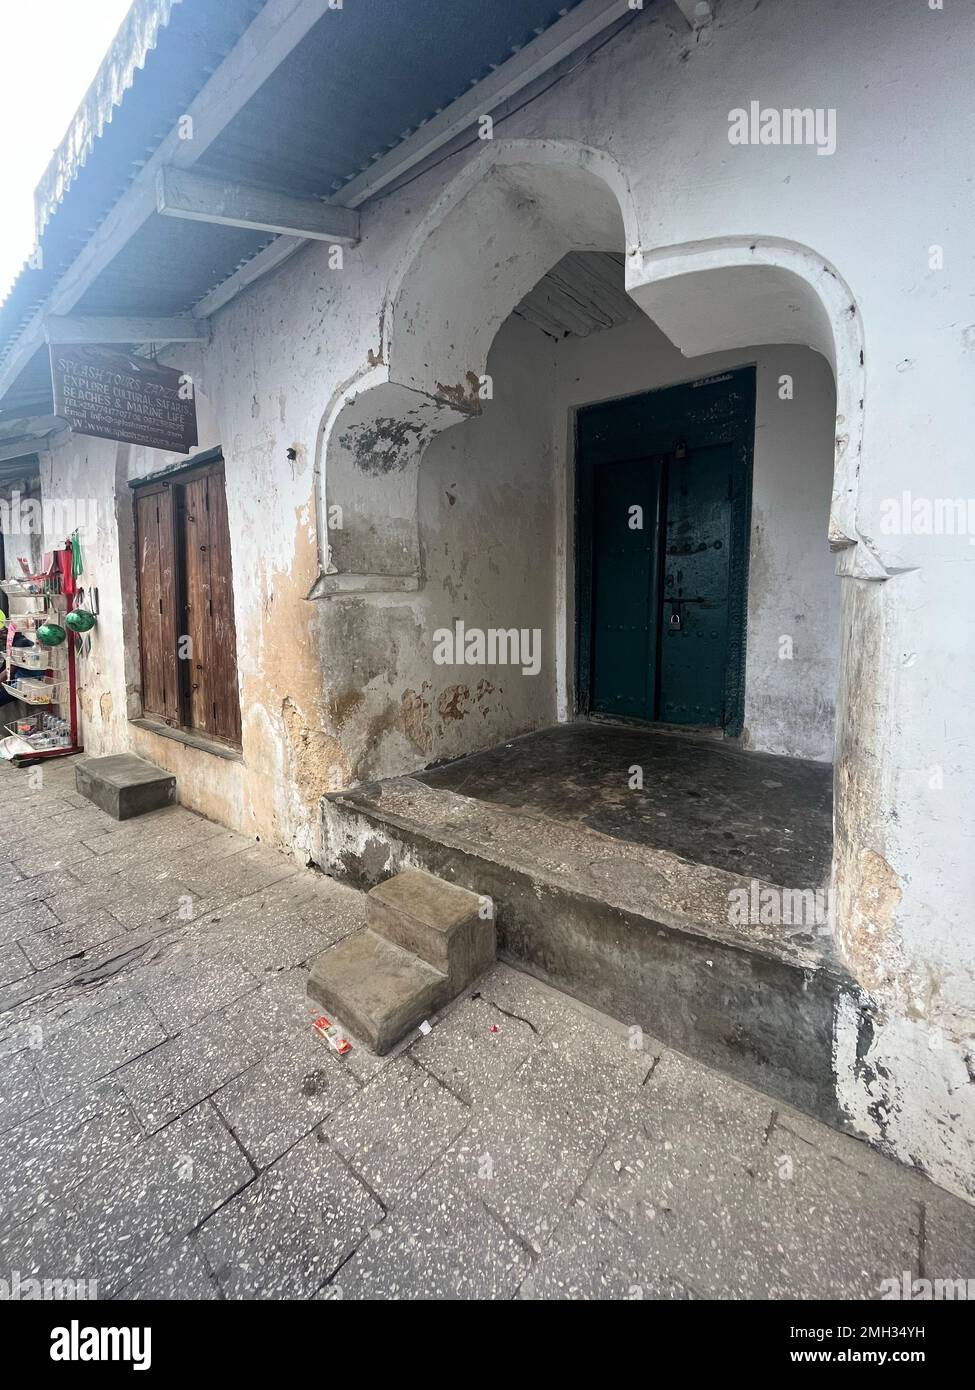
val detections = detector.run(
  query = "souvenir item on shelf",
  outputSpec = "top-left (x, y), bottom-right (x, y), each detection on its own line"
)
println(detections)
top-left (1, 550), bottom-right (82, 762)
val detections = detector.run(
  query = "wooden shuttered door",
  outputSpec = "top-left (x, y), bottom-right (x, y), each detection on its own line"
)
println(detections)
top-left (135, 456), bottom-right (241, 747)
top-left (135, 486), bottom-right (179, 724)
top-left (203, 474), bottom-right (242, 744)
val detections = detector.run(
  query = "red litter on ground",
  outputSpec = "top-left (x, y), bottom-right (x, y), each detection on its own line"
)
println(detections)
top-left (313, 1015), bottom-right (352, 1056)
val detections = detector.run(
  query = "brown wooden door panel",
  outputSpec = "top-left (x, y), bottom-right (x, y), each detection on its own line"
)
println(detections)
top-left (203, 474), bottom-right (242, 745)
top-left (178, 475), bottom-right (215, 737)
top-left (135, 488), bottom-right (178, 722)
top-left (136, 457), bottom-right (241, 747)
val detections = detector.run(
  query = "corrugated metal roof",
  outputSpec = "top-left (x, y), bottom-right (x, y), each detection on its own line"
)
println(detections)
top-left (0, 0), bottom-right (263, 356)
top-left (0, 451), bottom-right (41, 487)
top-left (0, 0), bottom-right (611, 419)
top-left (194, 0), bottom-right (587, 198)
top-left (34, 0), bottom-right (182, 237)
top-left (70, 0), bottom-right (594, 326)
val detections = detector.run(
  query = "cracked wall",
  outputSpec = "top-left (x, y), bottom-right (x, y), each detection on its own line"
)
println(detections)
top-left (28, 0), bottom-right (975, 1200)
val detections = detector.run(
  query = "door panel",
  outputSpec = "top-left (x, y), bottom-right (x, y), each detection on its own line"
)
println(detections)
top-left (577, 367), bottom-right (754, 732)
top-left (590, 458), bottom-right (663, 720)
top-left (659, 443), bottom-right (734, 726)
top-left (135, 487), bottom-right (179, 723)
top-left (178, 475), bottom-right (216, 738)
top-left (204, 475), bottom-right (242, 745)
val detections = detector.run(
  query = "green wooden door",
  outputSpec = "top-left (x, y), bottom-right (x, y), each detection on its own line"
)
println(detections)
top-left (659, 441), bottom-right (735, 726)
top-left (577, 368), bottom-right (754, 734)
top-left (590, 457), bottom-right (664, 719)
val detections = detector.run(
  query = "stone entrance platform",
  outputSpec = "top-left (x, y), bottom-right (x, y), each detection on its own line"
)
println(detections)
top-left (320, 723), bottom-right (857, 1128)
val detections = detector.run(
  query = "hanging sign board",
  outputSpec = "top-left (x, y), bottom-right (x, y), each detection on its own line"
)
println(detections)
top-left (50, 344), bottom-right (198, 454)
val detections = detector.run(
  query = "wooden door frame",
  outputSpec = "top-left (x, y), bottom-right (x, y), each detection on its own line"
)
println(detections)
top-left (574, 365), bottom-right (756, 736)
top-left (131, 446), bottom-right (242, 748)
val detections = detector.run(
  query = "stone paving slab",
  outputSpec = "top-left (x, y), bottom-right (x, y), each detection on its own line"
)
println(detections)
top-left (0, 942), bottom-right (31, 988)
top-left (3, 869), bottom-right (84, 907)
top-left (20, 910), bottom-right (128, 972)
top-left (474, 964), bottom-right (605, 1036)
top-left (0, 898), bottom-right (59, 944)
top-left (439, 1079), bottom-right (606, 1253)
top-left (33, 995), bottom-right (167, 1105)
top-left (412, 993), bottom-right (539, 1106)
top-left (174, 844), bottom-right (301, 901)
top-left (213, 1030), bottom-right (359, 1171)
top-left (519, 1201), bottom-right (696, 1300)
top-left (324, 1056), bottom-right (470, 1208)
top-left (188, 876), bottom-right (363, 977)
top-left (0, 1083), bottom-right (142, 1237)
top-left (331, 1166), bottom-right (531, 1300)
top-left (60, 1101), bottom-right (254, 1296)
top-left (117, 1237), bottom-right (221, 1301)
top-left (113, 969), bottom-right (315, 1133)
top-left (577, 1062), bottom-right (921, 1299)
top-left (923, 1195), bottom-right (975, 1286)
top-left (78, 814), bottom-right (215, 858)
top-left (197, 1128), bottom-right (381, 1299)
top-left (134, 951), bottom-right (261, 1036)
top-left (116, 1010), bottom-right (269, 1133)
top-left (0, 863), bottom-right (26, 891)
top-left (0, 758), bottom-right (973, 1301)
top-left (0, 1049), bottom-right (44, 1132)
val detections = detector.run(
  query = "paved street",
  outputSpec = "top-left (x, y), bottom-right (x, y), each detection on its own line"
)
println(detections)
top-left (0, 756), bottom-right (972, 1301)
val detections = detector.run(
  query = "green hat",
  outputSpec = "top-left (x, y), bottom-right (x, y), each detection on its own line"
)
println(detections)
top-left (36, 623), bottom-right (67, 647)
top-left (65, 609), bottom-right (96, 633)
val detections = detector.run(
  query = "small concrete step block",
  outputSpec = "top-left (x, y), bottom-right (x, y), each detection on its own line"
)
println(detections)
top-left (76, 754), bottom-right (177, 820)
top-left (308, 930), bottom-right (449, 1055)
top-left (367, 867), bottom-right (495, 993)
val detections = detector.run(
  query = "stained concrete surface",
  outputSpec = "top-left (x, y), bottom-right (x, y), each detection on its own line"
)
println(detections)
top-left (324, 747), bottom-right (845, 1123)
top-left (419, 722), bottom-right (833, 887)
top-left (0, 756), bottom-right (971, 1300)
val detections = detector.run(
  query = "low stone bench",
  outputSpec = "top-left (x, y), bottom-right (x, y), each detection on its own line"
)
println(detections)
top-left (75, 754), bottom-right (177, 820)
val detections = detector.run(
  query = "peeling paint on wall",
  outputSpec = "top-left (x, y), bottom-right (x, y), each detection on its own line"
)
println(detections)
top-left (340, 417), bottom-right (426, 476)
top-left (282, 696), bottom-right (351, 805)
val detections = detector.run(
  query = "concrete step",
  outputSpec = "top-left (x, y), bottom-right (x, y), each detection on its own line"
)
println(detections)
top-left (307, 929), bottom-right (449, 1055)
top-left (321, 776), bottom-right (858, 1127)
top-left (76, 753), bottom-right (177, 820)
top-left (367, 867), bottom-right (494, 993)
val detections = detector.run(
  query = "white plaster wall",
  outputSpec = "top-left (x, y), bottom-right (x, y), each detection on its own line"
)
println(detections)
top-left (551, 316), bottom-right (839, 760)
top-left (413, 314), bottom-right (558, 760)
top-left (37, 434), bottom-right (121, 754)
top-left (292, 308), bottom-right (840, 770)
top-left (28, 0), bottom-right (974, 1196)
